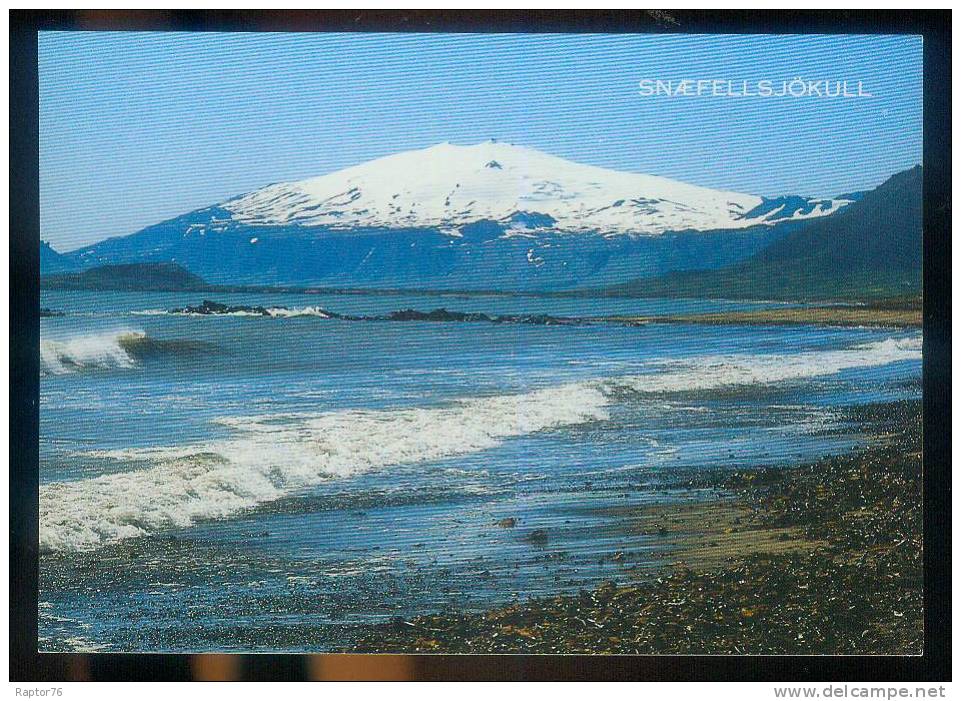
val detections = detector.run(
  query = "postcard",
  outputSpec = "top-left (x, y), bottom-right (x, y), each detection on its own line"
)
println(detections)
top-left (37, 31), bottom-right (923, 656)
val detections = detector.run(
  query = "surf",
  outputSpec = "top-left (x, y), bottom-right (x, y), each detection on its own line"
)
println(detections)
top-left (40, 330), bottom-right (220, 375)
top-left (40, 331), bottom-right (142, 375)
top-left (133, 304), bottom-right (335, 318)
top-left (39, 382), bottom-right (610, 552)
top-left (607, 336), bottom-right (922, 395)
top-left (39, 335), bottom-right (920, 553)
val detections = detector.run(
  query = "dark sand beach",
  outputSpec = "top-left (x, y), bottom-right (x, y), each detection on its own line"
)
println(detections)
top-left (610, 302), bottom-right (922, 329)
top-left (352, 400), bottom-right (922, 654)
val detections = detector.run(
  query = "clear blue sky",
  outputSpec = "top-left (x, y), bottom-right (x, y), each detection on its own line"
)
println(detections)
top-left (39, 32), bottom-right (922, 251)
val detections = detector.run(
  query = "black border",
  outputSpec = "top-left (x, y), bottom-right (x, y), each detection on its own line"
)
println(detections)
top-left (10, 9), bottom-right (951, 682)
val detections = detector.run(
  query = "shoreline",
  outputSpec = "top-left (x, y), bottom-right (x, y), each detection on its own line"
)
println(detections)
top-left (42, 297), bottom-right (922, 330)
top-left (608, 306), bottom-right (921, 329)
top-left (348, 400), bottom-right (922, 654)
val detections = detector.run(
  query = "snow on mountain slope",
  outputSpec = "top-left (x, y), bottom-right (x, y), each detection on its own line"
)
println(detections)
top-left (223, 141), bottom-right (851, 236)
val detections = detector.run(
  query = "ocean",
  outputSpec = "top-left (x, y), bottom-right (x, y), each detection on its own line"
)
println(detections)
top-left (38, 290), bottom-right (922, 652)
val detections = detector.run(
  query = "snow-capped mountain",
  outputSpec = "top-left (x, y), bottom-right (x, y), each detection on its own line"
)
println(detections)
top-left (48, 142), bottom-right (860, 291)
top-left (223, 141), bottom-right (851, 236)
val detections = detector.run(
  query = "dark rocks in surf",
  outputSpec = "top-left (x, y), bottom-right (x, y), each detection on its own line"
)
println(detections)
top-left (385, 308), bottom-right (495, 323)
top-left (169, 300), bottom-right (583, 326)
top-left (171, 300), bottom-right (273, 316)
top-left (170, 299), bottom-right (340, 318)
top-left (40, 308), bottom-right (65, 317)
top-left (382, 308), bottom-right (584, 326)
top-left (507, 313), bottom-right (582, 326)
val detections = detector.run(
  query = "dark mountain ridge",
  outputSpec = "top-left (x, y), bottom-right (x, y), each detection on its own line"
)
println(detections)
top-left (596, 166), bottom-right (922, 301)
top-left (42, 262), bottom-right (208, 291)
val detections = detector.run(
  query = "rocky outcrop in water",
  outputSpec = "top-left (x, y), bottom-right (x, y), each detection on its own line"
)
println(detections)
top-left (385, 308), bottom-right (494, 323)
top-left (168, 301), bottom-right (586, 326)
top-left (171, 300), bottom-right (271, 316)
top-left (383, 308), bottom-right (585, 325)
top-left (169, 300), bottom-right (340, 318)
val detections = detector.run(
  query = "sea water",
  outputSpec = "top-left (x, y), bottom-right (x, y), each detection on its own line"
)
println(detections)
top-left (38, 290), bottom-right (922, 651)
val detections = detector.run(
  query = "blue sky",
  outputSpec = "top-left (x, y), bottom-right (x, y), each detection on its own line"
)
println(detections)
top-left (39, 32), bottom-right (922, 251)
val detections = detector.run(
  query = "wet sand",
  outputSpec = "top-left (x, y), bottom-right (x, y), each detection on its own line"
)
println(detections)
top-left (612, 500), bottom-right (826, 573)
top-left (350, 400), bottom-right (922, 654)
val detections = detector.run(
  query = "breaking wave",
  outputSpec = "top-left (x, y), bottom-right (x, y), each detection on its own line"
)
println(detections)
top-left (40, 331), bottom-right (141, 375)
top-left (40, 383), bottom-right (608, 552)
top-left (133, 306), bottom-right (333, 318)
top-left (262, 306), bottom-right (333, 318)
top-left (41, 330), bottom-right (219, 375)
top-left (40, 335), bottom-right (920, 552)
top-left (607, 336), bottom-right (922, 395)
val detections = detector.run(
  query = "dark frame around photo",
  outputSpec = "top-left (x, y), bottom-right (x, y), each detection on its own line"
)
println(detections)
top-left (9, 9), bottom-right (951, 682)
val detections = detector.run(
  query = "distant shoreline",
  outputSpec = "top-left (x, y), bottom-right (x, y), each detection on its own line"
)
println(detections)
top-left (607, 305), bottom-right (922, 329)
top-left (40, 277), bottom-right (919, 308)
top-left (42, 291), bottom-right (922, 329)
top-left (41, 262), bottom-right (922, 327)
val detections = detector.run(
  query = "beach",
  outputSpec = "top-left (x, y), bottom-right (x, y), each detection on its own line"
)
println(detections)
top-left (609, 299), bottom-right (922, 329)
top-left (39, 289), bottom-right (922, 652)
top-left (352, 400), bottom-right (923, 654)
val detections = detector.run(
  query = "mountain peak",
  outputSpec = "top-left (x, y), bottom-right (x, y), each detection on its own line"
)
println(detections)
top-left (401, 140), bottom-right (549, 162)
top-left (222, 143), bottom-right (852, 236)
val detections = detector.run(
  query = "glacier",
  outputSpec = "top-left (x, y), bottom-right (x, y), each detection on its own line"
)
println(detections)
top-left (223, 141), bottom-right (851, 236)
top-left (46, 142), bottom-right (855, 291)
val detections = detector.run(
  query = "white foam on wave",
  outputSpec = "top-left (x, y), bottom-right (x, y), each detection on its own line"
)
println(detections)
top-left (40, 335), bottom-right (921, 552)
top-left (133, 306), bottom-right (333, 318)
top-left (607, 336), bottom-right (921, 394)
top-left (40, 383), bottom-right (609, 552)
top-left (40, 331), bottom-right (143, 375)
top-left (264, 306), bottom-right (333, 318)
